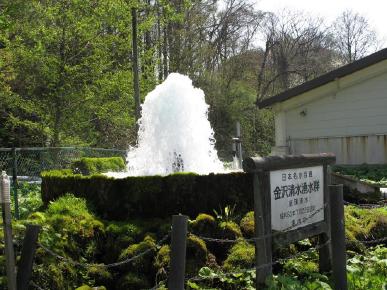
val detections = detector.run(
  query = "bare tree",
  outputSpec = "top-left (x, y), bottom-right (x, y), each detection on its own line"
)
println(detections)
top-left (256, 10), bottom-right (336, 102)
top-left (331, 10), bottom-right (379, 63)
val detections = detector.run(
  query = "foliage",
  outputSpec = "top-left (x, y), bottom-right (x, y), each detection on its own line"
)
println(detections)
top-left (333, 164), bottom-right (387, 186)
top-left (11, 182), bottom-right (43, 219)
top-left (72, 157), bottom-right (126, 175)
top-left (347, 246), bottom-right (387, 290)
top-left (1, 183), bottom-right (387, 289)
top-left (213, 204), bottom-right (237, 223)
top-left (187, 267), bottom-right (256, 290)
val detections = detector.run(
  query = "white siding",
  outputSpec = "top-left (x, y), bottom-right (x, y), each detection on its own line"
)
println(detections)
top-left (285, 72), bottom-right (387, 139)
top-left (289, 135), bottom-right (387, 164)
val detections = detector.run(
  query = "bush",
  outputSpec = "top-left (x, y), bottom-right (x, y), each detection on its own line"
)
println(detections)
top-left (72, 157), bottom-right (126, 175)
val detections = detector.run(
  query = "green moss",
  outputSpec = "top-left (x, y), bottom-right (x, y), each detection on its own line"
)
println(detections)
top-left (41, 171), bottom-right (254, 220)
top-left (186, 234), bottom-right (208, 275)
top-left (72, 157), bottom-right (125, 175)
top-left (190, 213), bottom-right (217, 236)
top-left (154, 245), bottom-right (170, 269)
top-left (223, 240), bottom-right (255, 271)
top-left (117, 272), bottom-right (151, 290)
top-left (219, 221), bottom-right (242, 239)
top-left (119, 235), bottom-right (157, 274)
top-left (345, 205), bottom-right (387, 250)
top-left (240, 211), bottom-right (255, 238)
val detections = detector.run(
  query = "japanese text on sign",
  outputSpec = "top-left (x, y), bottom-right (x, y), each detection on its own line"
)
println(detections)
top-left (270, 166), bottom-right (324, 231)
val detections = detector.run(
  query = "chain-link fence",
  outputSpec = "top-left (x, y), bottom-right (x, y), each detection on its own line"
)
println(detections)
top-left (0, 147), bottom-right (126, 180)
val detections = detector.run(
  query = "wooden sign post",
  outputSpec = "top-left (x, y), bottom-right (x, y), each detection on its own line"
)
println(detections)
top-left (243, 153), bottom-right (346, 289)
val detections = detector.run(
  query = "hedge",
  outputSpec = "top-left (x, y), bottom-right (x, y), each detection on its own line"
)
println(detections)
top-left (72, 157), bottom-right (126, 175)
top-left (41, 171), bottom-right (254, 220)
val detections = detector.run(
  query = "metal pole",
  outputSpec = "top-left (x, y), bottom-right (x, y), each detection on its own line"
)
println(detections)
top-left (1, 171), bottom-right (17, 290)
top-left (329, 184), bottom-right (348, 290)
top-left (168, 215), bottom-right (188, 290)
top-left (236, 122), bottom-right (242, 168)
top-left (12, 147), bottom-right (19, 219)
top-left (132, 7), bottom-right (141, 133)
top-left (17, 224), bottom-right (41, 290)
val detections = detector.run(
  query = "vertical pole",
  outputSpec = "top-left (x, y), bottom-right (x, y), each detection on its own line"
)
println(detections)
top-left (168, 215), bottom-right (188, 290)
top-left (17, 224), bottom-right (41, 290)
top-left (254, 173), bottom-right (272, 288)
top-left (132, 7), bottom-right (141, 133)
top-left (1, 171), bottom-right (17, 290)
top-left (329, 184), bottom-right (348, 290)
top-left (319, 164), bottom-right (331, 273)
top-left (12, 147), bottom-right (19, 219)
top-left (236, 122), bottom-right (242, 168)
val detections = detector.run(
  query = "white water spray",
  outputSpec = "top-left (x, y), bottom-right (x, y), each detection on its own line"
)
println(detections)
top-left (115, 73), bottom-right (225, 176)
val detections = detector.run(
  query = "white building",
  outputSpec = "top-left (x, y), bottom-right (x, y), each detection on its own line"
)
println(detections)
top-left (257, 48), bottom-right (387, 164)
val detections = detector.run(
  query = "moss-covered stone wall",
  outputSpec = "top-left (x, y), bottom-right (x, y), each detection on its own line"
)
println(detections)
top-left (41, 171), bottom-right (254, 220)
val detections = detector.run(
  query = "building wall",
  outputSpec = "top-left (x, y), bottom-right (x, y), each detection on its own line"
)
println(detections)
top-left (289, 135), bottom-right (387, 164)
top-left (281, 71), bottom-right (387, 164)
top-left (285, 72), bottom-right (387, 139)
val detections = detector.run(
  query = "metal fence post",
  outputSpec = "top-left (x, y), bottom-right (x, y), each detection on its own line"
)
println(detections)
top-left (1, 171), bottom-right (17, 290)
top-left (329, 184), bottom-right (348, 290)
top-left (12, 147), bottom-right (19, 219)
top-left (168, 215), bottom-right (188, 290)
top-left (17, 224), bottom-right (41, 290)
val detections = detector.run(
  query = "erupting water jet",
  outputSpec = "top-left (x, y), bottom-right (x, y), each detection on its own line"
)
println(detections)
top-left (109, 73), bottom-right (225, 177)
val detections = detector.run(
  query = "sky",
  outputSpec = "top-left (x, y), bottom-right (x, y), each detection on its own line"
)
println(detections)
top-left (256, 0), bottom-right (387, 46)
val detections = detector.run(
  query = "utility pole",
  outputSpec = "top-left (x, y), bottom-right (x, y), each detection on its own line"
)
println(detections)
top-left (132, 7), bottom-right (141, 133)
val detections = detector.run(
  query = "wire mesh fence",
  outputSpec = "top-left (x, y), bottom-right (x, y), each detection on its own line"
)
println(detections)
top-left (0, 147), bottom-right (126, 180)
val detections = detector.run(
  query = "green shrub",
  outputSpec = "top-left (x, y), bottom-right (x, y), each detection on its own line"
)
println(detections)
top-left (72, 157), bottom-right (126, 175)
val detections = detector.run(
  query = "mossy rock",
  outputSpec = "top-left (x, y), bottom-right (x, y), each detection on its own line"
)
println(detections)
top-left (240, 211), bottom-right (255, 238)
top-left (154, 245), bottom-right (170, 282)
top-left (223, 240), bottom-right (255, 271)
top-left (86, 265), bottom-right (112, 287)
top-left (119, 235), bottom-right (157, 274)
top-left (219, 221), bottom-right (242, 239)
top-left (102, 221), bottom-right (141, 263)
top-left (154, 245), bottom-right (170, 269)
top-left (190, 213), bottom-right (217, 236)
top-left (186, 234), bottom-right (208, 275)
top-left (117, 272), bottom-right (151, 290)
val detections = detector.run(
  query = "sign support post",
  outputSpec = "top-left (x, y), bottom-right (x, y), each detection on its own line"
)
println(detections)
top-left (253, 173), bottom-right (272, 287)
top-left (329, 184), bottom-right (348, 290)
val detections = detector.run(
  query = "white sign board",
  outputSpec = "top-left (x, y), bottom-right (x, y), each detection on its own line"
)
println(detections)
top-left (270, 166), bottom-right (324, 231)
